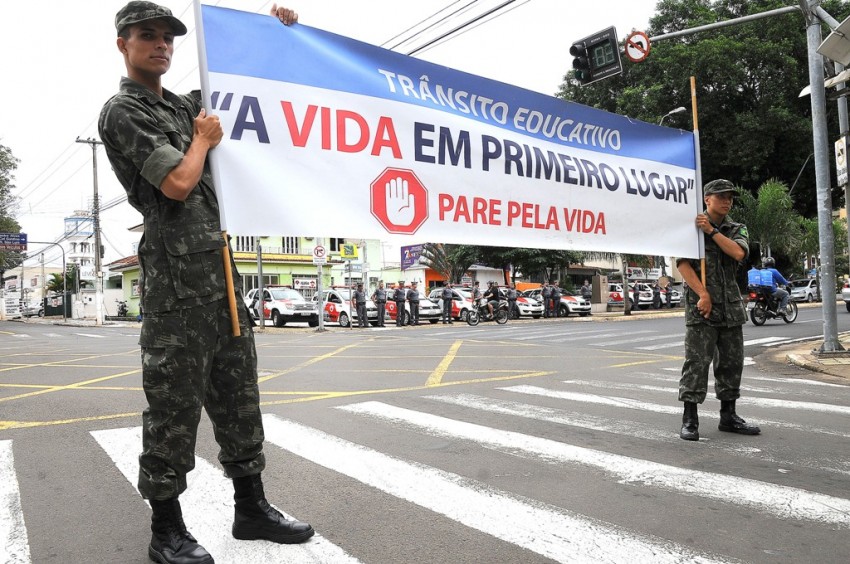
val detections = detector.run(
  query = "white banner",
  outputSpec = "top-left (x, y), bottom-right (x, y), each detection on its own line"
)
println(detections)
top-left (197, 5), bottom-right (700, 258)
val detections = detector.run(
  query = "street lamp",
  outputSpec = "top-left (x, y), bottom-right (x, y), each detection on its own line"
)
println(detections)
top-left (659, 106), bottom-right (687, 125)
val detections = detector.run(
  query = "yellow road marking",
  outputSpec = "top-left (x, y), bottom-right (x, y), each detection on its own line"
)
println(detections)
top-left (426, 340), bottom-right (462, 387)
top-left (0, 412), bottom-right (139, 431)
top-left (257, 340), bottom-right (367, 383)
top-left (0, 369), bottom-right (140, 403)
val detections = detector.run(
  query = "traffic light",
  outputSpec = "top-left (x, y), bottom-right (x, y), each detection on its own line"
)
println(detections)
top-left (570, 27), bottom-right (623, 86)
top-left (570, 41), bottom-right (592, 85)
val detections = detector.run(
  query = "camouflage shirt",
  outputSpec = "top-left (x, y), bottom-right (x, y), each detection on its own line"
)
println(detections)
top-left (678, 216), bottom-right (749, 327)
top-left (98, 78), bottom-right (235, 313)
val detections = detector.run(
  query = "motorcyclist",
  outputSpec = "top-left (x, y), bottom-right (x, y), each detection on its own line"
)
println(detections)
top-left (761, 257), bottom-right (790, 314)
top-left (483, 281), bottom-right (500, 318)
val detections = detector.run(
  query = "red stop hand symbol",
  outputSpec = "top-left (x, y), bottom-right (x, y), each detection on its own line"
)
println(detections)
top-left (371, 168), bottom-right (429, 235)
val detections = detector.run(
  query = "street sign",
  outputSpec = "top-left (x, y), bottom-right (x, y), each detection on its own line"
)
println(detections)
top-left (0, 232), bottom-right (27, 251)
top-left (313, 245), bottom-right (327, 265)
top-left (625, 31), bottom-right (651, 63)
top-left (341, 244), bottom-right (359, 259)
top-left (836, 137), bottom-right (848, 186)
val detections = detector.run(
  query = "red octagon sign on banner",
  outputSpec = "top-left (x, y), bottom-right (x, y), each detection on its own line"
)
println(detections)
top-left (370, 168), bottom-right (429, 235)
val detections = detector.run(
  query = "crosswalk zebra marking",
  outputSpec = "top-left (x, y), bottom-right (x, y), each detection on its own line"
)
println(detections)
top-left (1, 440), bottom-right (31, 564)
top-left (262, 414), bottom-right (735, 563)
top-left (90, 427), bottom-right (358, 564)
top-left (426, 393), bottom-right (850, 476)
top-left (742, 337), bottom-right (787, 346)
top-left (336, 401), bottom-right (850, 527)
top-left (504, 385), bottom-right (850, 440)
top-left (636, 341), bottom-right (684, 350)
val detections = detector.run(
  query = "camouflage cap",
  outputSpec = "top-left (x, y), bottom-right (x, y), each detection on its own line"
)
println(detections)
top-left (115, 1), bottom-right (188, 36)
top-left (703, 179), bottom-right (736, 196)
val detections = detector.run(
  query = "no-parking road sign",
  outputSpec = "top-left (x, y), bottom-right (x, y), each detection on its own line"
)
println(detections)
top-left (625, 31), bottom-right (651, 63)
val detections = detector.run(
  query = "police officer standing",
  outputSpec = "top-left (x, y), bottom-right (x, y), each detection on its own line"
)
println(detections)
top-left (393, 281), bottom-right (407, 326)
top-left (371, 280), bottom-right (387, 327)
top-left (549, 281), bottom-right (561, 318)
top-left (407, 282), bottom-right (421, 325)
top-left (507, 283), bottom-right (519, 319)
top-left (441, 283), bottom-right (454, 324)
top-left (541, 282), bottom-right (551, 318)
top-left (353, 283), bottom-right (368, 327)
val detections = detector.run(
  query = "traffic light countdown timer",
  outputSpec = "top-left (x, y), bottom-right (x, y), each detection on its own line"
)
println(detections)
top-left (570, 26), bottom-right (623, 86)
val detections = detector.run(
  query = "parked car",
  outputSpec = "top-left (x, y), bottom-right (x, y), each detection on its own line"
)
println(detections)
top-left (428, 287), bottom-right (475, 322)
top-left (521, 288), bottom-right (591, 317)
top-left (626, 283), bottom-right (655, 309)
top-left (313, 287), bottom-right (381, 327)
top-left (789, 278), bottom-right (819, 303)
top-left (22, 303), bottom-right (45, 318)
top-left (385, 288), bottom-right (443, 324)
top-left (607, 283), bottom-right (624, 306)
top-left (244, 286), bottom-right (319, 327)
top-left (498, 287), bottom-right (543, 318)
top-left (632, 282), bottom-right (681, 308)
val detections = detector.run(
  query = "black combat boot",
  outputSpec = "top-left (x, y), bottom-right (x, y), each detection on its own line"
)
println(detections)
top-left (718, 400), bottom-right (761, 435)
top-left (232, 474), bottom-right (315, 544)
top-left (679, 401), bottom-right (699, 441)
top-left (148, 498), bottom-right (213, 564)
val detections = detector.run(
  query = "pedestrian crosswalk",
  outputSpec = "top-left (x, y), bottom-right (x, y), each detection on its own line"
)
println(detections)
top-left (2, 369), bottom-right (849, 562)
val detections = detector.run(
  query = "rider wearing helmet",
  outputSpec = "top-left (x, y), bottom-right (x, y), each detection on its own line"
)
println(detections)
top-left (761, 257), bottom-right (790, 313)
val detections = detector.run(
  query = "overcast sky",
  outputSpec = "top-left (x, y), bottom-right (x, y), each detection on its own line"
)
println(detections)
top-left (0, 0), bottom-right (659, 269)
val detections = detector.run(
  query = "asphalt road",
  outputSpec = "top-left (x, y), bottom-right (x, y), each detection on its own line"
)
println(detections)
top-left (1, 307), bottom-right (849, 563)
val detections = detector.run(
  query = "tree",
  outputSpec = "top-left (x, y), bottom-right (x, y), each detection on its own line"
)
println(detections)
top-left (419, 243), bottom-right (479, 284)
top-left (731, 179), bottom-right (800, 260)
top-left (558, 0), bottom-right (850, 219)
top-left (0, 142), bottom-right (22, 282)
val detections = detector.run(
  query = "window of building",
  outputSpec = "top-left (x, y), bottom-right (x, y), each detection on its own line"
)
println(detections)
top-left (281, 237), bottom-right (300, 254)
top-left (234, 236), bottom-right (256, 253)
top-left (242, 274), bottom-right (280, 294)
top-left (329, 238), bottom-right (345, 252)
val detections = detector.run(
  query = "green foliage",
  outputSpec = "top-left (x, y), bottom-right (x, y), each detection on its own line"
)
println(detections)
top-left (0, 143), bottom-right (22, 275)
top-left (420, 243), bottom-right (480, 284)
top-left (558, 0), bottom-right (850, 219)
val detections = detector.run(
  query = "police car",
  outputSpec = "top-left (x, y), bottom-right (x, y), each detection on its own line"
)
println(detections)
top-left (427, 287), bottom-right (475, 322)
top-left (313, 287), bottom-right (382, 327)
top-left (244, 286), bottom-right (318, 327)
top-left (497, 287), bottom-right (543, 318)
top-left (521, 288), bottom-right (591, 317)
top-left (385, 288), bottom-right (443, 324)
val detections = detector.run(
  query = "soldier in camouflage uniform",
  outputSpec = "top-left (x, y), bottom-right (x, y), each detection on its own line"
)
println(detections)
top-left (98, 3), bottom-right (312, 563)
top-left (677, 179), bottom-right (761, 441)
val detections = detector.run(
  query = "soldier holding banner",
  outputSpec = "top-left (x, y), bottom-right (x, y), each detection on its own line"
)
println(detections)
top-left (98, 3), bottom-right (313, 563)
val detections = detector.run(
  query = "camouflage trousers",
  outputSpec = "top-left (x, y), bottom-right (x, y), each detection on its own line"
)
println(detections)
top-left (138, 298), bottom-right (264, 500)
top-left (679, 323), bottom-right (743, 404)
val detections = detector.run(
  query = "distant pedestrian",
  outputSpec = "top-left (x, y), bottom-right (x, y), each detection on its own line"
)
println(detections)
top-left (666, 280), bottom-right (674, 308)
top-left (652, 281), bottom-right (662, 309)
top-left (541, 283), bottom-right (551, 318)
top-left (393, 282), bottom-right (406, 326)
top-left (507, 283), bottom-right (519, 319)
top-left (580, 279), bottom-right (592, 301)
top-left (353, 283), bottom-right (368, 327)
top-left (408, 282), bottom-right (421, 325)
top-left (371, 280), bottom-right (387, 327)
top-left (441, 283), bottom-right (454, 323)
top-left (550, 282), bottom-right (561, 318)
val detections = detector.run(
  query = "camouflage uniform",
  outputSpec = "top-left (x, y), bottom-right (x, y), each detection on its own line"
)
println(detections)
top-left (678, 216), bottom-right (749, 404)
top-left (99, 78), bottom-right (265, 500)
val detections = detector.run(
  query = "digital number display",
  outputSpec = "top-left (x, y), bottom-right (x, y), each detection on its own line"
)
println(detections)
top-left (590, 41), bottom-right (615, 70)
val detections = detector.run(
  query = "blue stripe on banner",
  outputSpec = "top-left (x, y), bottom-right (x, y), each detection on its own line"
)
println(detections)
top-left (201, 5), bottom-right (695, 169)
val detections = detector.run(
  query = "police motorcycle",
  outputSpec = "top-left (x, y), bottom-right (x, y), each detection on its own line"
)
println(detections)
top-left (746, 264), bottom-right (797, 325)
top-left (116, 299), bottom-right (129, 317)
top-left (466, 296), bottom-right (509, 326)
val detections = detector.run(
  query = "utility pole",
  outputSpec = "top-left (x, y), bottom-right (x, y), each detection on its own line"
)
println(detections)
top-left (76, 137), bottom-right (104, 326)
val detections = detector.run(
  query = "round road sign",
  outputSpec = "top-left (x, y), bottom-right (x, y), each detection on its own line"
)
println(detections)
top-left (625, 31), bottom-right (651, 63)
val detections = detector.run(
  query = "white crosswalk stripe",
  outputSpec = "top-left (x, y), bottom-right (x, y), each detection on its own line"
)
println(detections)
top-left (4, 364), bottom-right (849, 563)
top-left (0, 440), bottom-right (31, 564)
top-left (90, 427), bottom-right (359, 564)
